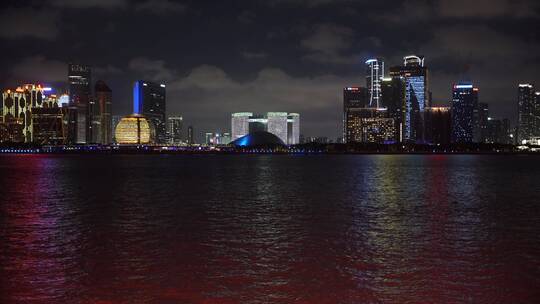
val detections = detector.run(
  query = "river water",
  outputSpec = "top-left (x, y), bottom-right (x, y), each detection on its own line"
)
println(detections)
top-left (1, 154), bottom-right (539, 303)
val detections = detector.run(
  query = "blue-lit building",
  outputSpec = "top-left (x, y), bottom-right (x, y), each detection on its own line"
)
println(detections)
top-left (389, 55), bottom-right (430, 143)
top-left (451, 83), bottom-right (479, 143)
top-left (133, 80), bottom-right (166, 144)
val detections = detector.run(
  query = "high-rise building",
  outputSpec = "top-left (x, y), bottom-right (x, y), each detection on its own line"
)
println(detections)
top-left (32, 107), bottom-right (66, 145)
top-left (222, 132), bottom-right (231, 144)
top-left (451, 83), bottom-right (479, 143)
top-left (365, 58), bottom-right (384, 108)
top-left (381, 77), bottom-right (406, 142)
top-left (231, 112), bottom-right (253, 141)
top-left (94, 80), bottom-right (112, 144)
top-left (133, 80), bottom-right (166, 144)
top-left (231, 112), bottom-right (300, 145)
top-left (68, 63), bottom-right (92, 144)
top-left (477, 102), bottom-right (489, 143)
top-left (343, 87), bottom-right (368, 143)
top-left (267, 112), bottom-right (288, 144)
top-left (2, 84), bottom-right (59, 143)
top-left (485, 117), bottom-right (502, 144)
top-left (287, 113), bottom-right (300, 145)
top-left (204, 132), bottom-right (231, 145)
top-left (187, 125), bottom-right (194, 145)
top-left (517, 84), bottom-right (536, 143)
top-left (389, 55), bottom-right (430, 142)
top-left (167, 116), bottom-right (183, 145)
top-left (344, 107), bottom-right (395, 143)
top-left (424, 106), bottom-right (451, 145)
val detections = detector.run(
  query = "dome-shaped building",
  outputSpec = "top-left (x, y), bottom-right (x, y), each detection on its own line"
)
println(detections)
top-left (115, 114), bottom-right (155, 144)
top-left (231, 131), bottom-right (285, 147)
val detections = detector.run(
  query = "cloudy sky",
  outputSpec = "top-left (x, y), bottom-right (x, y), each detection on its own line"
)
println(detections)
top-left (1, 0), bottom-right (539, 140)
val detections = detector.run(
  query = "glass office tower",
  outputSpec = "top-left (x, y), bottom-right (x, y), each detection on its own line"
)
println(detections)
top-left (133, 80), bottom-right (167, 144)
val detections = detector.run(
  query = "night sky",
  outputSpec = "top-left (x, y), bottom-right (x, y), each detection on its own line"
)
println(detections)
top-left (1, 0), bottom-right (539, 140)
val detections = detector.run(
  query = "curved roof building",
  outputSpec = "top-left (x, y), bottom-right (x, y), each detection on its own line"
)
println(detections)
top-left (231, 131), bottom-right (285, 147)
top-left (115, 114), bottom-right (155, 144)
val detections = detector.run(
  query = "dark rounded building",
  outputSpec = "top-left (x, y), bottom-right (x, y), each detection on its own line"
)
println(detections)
top-left (231, 131), bottom-right (285, 147)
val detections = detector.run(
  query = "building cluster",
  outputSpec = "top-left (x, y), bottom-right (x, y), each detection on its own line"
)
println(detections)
top-left (2, 56), bottom-right (538, 149)
top-left (0, 63), bottom-right (191, 146)
top-left (231, 112), bottom-right (300, 145)
top-left (343, 55), bottom-right (519, 146)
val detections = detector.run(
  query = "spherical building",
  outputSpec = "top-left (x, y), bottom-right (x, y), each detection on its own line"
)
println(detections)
top-left (115, 114), bottom-right (155, 144)
top-left (231, 131), bottom-right (285, 147)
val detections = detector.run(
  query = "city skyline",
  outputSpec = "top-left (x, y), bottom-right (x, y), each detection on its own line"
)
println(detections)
top-left (1, 0), bottom-right (539, 140)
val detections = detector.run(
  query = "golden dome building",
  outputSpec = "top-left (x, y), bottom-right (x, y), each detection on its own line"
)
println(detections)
top-left (115, 114), bottom-right (155, 144)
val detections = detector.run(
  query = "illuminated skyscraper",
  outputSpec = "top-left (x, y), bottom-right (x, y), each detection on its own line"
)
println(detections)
top-left (68, 63), bottom-right (91, 144)
top-left (2, 84), bottom-right (59, 143)
top-left (133, 80), bottom-right (166, 144)
top-left (167, 116), bottom-right (183, 145)
top-left (365, 58), bottom-right (384, 108)
top-left (231, 112), bottom-right (252, 141)
top-left (94, 80), bottom-right (112, 144)
top-left (389, 55), bottom-right (430, 142)
top-left (517, 83), bottom-right (536, 143)
top-left (267, 112), bottom-right (288, 144)
top-left (451, 83), bottom-right (479, 143)
top-left (343, 87), bottom-right (368, 143)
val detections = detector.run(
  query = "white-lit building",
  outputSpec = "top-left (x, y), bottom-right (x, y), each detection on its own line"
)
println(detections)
top-left (231, 112), bottom-right (300, 145)
top-left (231, 112), bottom-right (252, 141)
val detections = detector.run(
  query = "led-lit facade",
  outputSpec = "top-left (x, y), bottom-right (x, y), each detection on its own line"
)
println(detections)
top-left (1, 84), bottom-right (60, 143)
top-left (231, 112), bottom-right (300, 145)
top-left (389, 55), bottom-right (430, 142)
top-left (366, 58), bottom-right (384, 108)
top-left (267, 112), bottom-right (288, 144)
top-left (133, 81), bottom-right (166, 144)
top-left (345, 107), bottom-right (395, 143)
top-left (343, 87), bottom-right (368, 143)
top-left (231, 112), bottom-right (253, 141)
top-left (115, 114), bottom-right (154, 144)
top-left (451, 83), bottom-right (479, 143)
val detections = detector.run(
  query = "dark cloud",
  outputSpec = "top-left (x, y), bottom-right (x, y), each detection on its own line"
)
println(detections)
top-left (0, 8), bottom-right (59, 40)
top-left (134, 0), bottom-right (187, 14)
top-left (51, 0), bottom-right (128, 9)
top-left (10, 56), bottom-right (66, 83)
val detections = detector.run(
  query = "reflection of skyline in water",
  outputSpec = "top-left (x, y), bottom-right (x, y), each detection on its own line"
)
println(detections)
top-left (1, 155), bottom-right (539, 303)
